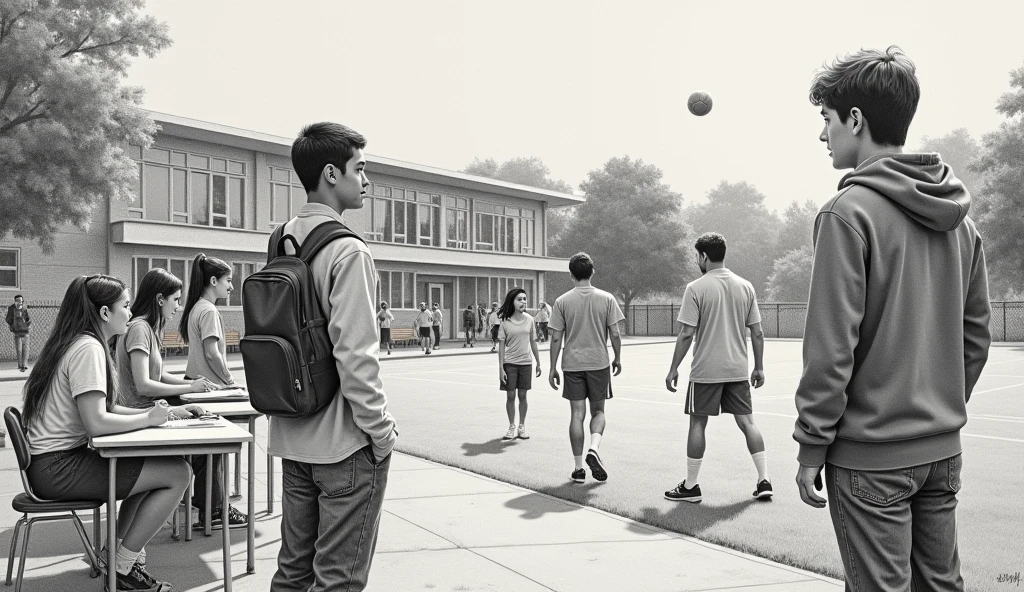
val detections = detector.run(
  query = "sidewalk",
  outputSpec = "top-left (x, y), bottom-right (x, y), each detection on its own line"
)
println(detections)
top-left (0, 446), bottom-right (843, 591)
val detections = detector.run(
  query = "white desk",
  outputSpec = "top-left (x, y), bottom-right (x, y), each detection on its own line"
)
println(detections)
top-left (91, 418), bottom-right (253, 592)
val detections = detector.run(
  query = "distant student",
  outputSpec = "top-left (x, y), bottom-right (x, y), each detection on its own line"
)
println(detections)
top-left (549, 253), bottom-right (624, 483)
top-left (377, 302), bottom-right (394, 355)
top-left (413, 302), bottom-right (433, 354)
top-left (477, 302), bottom-right (487, 338)
top-left (497, 288), bottom-right (542, 441)
top-left (22, 275), bottom-right (190, 591)
top-left (462, 304), bottom-right (476, 348)
top-left (6, 294), bottom-right (30, 372)
top-left (535, 301), bottom-right (551, 343)
top-left (115, 267), bottom-right (246, 530)
top-left (431, 302), bottom-right (443, 349)
top-left (487, 302), bottom-right (500, 352)
top-left (664, 233), bottom-right (770, 503)
top-left (179, 254), bottom-right (237, 387)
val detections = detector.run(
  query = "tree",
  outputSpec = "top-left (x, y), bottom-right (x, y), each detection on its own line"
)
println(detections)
top-left (773, 199), bottom-right (819, 261)
top-left (566, 156), bottom-right (696, 319)
top-left (0, 0), bottom-right (171, 252)
top-left (686, 181), bottom-right (781, 296)
top-left (766, 245), bottom-right (814, 302)
top-left (974, 65), bottom-right (1024, 298)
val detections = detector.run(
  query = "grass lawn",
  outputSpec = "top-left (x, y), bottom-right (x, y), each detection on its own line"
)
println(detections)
top-left (384, 341), bottom-right (1024, 592)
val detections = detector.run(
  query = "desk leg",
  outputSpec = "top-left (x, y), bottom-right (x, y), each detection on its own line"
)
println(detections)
top-left (267, 453), bottom-right (274, 514)
top-left (247, 419), bottom-right (256, 574)
top-left (205, 454), bottom-right (213, 537)
top-left (222, 453), bottom-right (233, 592)
top-left (185, 455), bottom-right (193, 542)
top-left (107, 458), bottom-right (117, 592)
top-left (234, 451), bottom-right (241, 497)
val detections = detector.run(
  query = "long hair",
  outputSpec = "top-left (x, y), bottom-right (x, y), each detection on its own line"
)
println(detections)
top-left (131, 268), bottom-right (184, 333)
top-left (179, 254), bottom-right (231, 345)
top-left (497, 287), bottom-right (527, 321)
top-left (22, 275), bottom-right (125, 429)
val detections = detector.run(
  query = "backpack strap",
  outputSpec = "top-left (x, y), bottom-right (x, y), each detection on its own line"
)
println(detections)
top-left (267, 224), bottom-right (288, 264)
top-left (298, 220), bottom-right (366, 264)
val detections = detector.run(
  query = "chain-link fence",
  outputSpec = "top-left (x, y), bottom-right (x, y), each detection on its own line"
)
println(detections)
top-left (625, 302), bottom-right (1024, 342)
top-left (1, 301), bottom-right (61, 362)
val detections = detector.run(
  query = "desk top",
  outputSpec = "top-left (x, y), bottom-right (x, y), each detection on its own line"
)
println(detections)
top-left (200, 402), bottom-right (261, 417)
top-left (90, 417), bottom-right (253, 449)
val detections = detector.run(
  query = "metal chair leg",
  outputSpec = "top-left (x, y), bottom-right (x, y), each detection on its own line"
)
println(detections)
top-left (71, 512), bottom-right (99, 577)
top-left (92, 508), bottom-right (101, 561)
top-left (14, 520), bottom-right (33, 592)
top-left (5, 516), bottom-right (24, 585)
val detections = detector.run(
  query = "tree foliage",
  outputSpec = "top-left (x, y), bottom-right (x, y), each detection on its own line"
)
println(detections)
top-left (774, 199), bottom-right (819, 260)
top-left (918, 128), bottom-right (986, 196)
top-left (0, 0), bottom-right (171, 252)
top-left (766, 245), bottom-right (814, 302)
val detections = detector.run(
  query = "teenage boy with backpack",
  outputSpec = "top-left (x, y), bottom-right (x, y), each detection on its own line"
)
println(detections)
top-left (267, 122), bottom-right (398, 591)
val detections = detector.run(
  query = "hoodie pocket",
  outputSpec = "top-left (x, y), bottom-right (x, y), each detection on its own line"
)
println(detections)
top-left (851, 468), bottom-right (916, 506)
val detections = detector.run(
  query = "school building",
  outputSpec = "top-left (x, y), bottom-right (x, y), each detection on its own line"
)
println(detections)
top-left (0, 112), bottom-right (582, 359)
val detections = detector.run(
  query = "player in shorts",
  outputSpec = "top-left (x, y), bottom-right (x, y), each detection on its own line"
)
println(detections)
top-left (413, 302), bottom-right (433, 354)
top-left (487, 302), bottom-right (500, 352)
top-left (664, 233), bottom-right (770, 503)
top-left (549, 253), bottom-right (624, 483)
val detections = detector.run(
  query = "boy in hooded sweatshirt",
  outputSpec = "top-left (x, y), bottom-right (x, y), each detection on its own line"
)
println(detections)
top-left (794, 46), bottom-right (991, 591)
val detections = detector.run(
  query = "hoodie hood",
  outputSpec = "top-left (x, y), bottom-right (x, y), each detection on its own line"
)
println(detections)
top-left (839, 153), bottom-right (971, 231)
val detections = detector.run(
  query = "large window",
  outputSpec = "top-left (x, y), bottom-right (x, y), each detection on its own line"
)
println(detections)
top-left (474, 203), bottom-right (536, 254)
top-left (0, 248), bottom-right (19, 288)
top-left (129, 145), bottom-right (247, 229)
top-left (377, 270), bottom-right (415, 309)
top-left (229, 262), bottom-right (258, 307)
top-left (132, 257), bottom-right (189, 297)
top-left (446, 196), bottom-right (469, 249)
top-left (269, 167), bottom-right (307, 225)
top-left (364, 185), bottom-right (441, 247)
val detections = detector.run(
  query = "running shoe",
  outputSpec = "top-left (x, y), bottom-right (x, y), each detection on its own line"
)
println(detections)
top-left (571, 468), bottom-right (586, 483)
top-left (664, 481), bottom-right (702, 503)
top-left (753, 479), bottom-right (774, 500)
top-left (585, 449), bottom-right (607, 481)
top-left (104, 563), bottom-right (168, 592)
top-left (502, 425), bottom-right (517, 440)
top-left (517, 425), bottom-right (530, 439)
top-left (194, 506), bottom-right (248, 530)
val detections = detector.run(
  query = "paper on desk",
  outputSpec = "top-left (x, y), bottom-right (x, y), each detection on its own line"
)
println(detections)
top-left (179, 387), bottom-right (249, 403)
top-left (157, 418), bottom-right (221, 428)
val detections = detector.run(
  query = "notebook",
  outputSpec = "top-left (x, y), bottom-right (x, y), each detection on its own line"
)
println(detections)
top-left (179, 387), bottom-right (250, 403)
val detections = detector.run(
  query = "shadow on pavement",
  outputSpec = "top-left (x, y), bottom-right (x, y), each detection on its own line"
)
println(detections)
top-left (626, 496), bottom-right (761, 537)
top-left (503, 482), bottom-right (602, 520)
top-left (460, 438), bottom-right (518, 457)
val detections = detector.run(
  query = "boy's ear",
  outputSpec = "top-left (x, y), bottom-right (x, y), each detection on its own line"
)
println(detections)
top-left (849, 107), bottom-right (864, 135)
top-left (323, 164), bottom-right (338, 185)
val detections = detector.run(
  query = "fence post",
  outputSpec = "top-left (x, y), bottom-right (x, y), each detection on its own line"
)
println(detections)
top-left (1003, 302), bottom-right (1007, 341)
top-left (776, 305), bottom-right (780, 339)
top-left (646, 305), bottom-right (650, 336)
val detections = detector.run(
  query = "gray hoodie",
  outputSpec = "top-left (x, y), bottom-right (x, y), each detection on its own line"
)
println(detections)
top-left (794, 153), bottom-right (991, 470)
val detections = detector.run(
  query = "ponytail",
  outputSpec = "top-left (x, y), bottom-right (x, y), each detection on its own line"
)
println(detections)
top-left (179, 253), bottom-right (231, 344)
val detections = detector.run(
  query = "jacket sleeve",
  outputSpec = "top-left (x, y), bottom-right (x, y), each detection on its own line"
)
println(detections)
top-left (327, 249), bottom-right (397, 459)
top-left (963, 233), bottom-right (991, 402)
top-left (4, 305), bottom-right (11, 328)
top-left (793, 212), bottom-right (867, 467)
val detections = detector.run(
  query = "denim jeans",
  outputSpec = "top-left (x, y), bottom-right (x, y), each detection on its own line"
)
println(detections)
top-left (432, 325), bottom-right (441, 347)
top-left (825, 455), bottom-right (964, 592)
top-left (272, 446), bottom-right (391, 592)
top-left (13, 334), bottom-right (27, 367)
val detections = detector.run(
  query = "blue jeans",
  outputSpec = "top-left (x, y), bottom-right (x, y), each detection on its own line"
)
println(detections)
top-left (13, 334), bottom-right (28, 368)
top-left (272, 446), bottom-right (391, 591)
top-left (825, 455), bottom-right (964, 592)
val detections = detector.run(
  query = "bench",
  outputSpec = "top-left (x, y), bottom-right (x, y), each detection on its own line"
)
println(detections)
top-left (224, 330), bottom-right (241, 353)
top-left (388, 327), bottom-right (417, 347)
top-left (161, 330), bottom-right (187, 356)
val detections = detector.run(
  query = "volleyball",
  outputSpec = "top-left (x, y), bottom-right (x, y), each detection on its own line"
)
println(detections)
top-left (687, 91), bottom-right (713, 116)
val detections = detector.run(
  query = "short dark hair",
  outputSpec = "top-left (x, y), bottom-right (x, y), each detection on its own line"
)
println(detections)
top-left (14, 294), bottom-right (23, 301)
top-left (695, 233), bottom-right (727, 262)
top-left (291, 122), bottom-right (367, 193)
top-left (809, 45), bottom-right (920, 146)
top-left (568, 252), bottom-right (594, 280)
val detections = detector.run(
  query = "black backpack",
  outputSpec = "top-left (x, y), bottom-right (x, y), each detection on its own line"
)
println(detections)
top-left (240, 220), bottom-right (364, 418)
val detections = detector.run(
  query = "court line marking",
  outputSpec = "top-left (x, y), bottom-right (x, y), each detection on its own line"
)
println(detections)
top-left (972, 382), bottom-right (1024, 395)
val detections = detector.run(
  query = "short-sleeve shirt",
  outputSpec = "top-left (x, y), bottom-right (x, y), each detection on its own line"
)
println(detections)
top-left (431, 310), bottom-right (443, 326)
top-left (115, 318), bottom-right (163, 408)
top-left (678, 268), bottom-right (761, 383)
top-left (377, 311), bottom-right (393, 328)
top-left (27, 335), bottom-right (106, 454)
top-left (535, 307), bottom-right (550, 323)
top-left (488, 311), bottom-right (500, 326)
top-left (549, 287), bottom-right (625, 372)
top-left (498, 314), bottom-right (536, 365)
top-left (185, 298), bottom-right (228, 385)
top-left (415, 310), bottom-right (433, 328)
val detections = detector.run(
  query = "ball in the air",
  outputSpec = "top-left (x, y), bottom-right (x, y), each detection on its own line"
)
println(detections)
top-left (687, 91), bottom-right (713, 116)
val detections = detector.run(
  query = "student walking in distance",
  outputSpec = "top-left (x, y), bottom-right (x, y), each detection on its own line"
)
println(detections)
top-left (794, 47), bottom-right (991, 591)
top-left (115, 268), bottom-right (246, 530)
top-left (180, 254), bottom-right (237, 387)
top-left (6, 294), bottom-right (30, 371)
top-left (462, 304), bottom-right (476, 348)
top-left (497, 288), bottom-right (542, 441)
top-left (477, 302), bottom-right (487, 339)
top-left (664, 233), bottom-right (771, 503)
top-left (548, 253), bottom-right (624, 483)
top-left (22, 275), bottom-right (191, 592)
top-left (431, 302), bottom-right (443, 349)
top-left (269, 122), bottom-right (397, 591)
top-left (487, 302), bottom-right (501, 352)
top-left (413, 302), bottom-right (433, 354)
top-left (535, 301), bottom-right (550, 343)
top-left (377, 302), bottom-right (394, 355)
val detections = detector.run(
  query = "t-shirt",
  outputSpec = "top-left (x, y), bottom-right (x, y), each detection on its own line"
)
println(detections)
top-left (185, 298), bottom-right (229, 385)
top-left (27, 335), bottom-right (106, 455)
top-left (678, 268), bottom-right (761, 383)
top-left (377, 310), bottom-right (393, 328)
top-left (414, 310), bottom-right (433, 329)
top-left (498, 314), bottom-right (537, 365)
top-left (115, 318), bottom-right (163, 408)
top-left (488, 311), bottom-right (500, 327)
top-left (549, 287), bottom-right (625, 372)
top-left (431, 310), bottom-right (443, 326)
top-left (535, 307), bottom-right (550, 323)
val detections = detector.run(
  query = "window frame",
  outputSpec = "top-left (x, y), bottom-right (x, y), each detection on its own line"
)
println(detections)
top-left (0, 248), bottom-right (20, 290)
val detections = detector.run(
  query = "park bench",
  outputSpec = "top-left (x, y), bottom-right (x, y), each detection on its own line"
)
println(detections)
top-left (224, 330), bottom-right (241, 353)
top-left (161, 330), bottom-right (187, 356)
top-left (389, 327), bottom-right (417, 347)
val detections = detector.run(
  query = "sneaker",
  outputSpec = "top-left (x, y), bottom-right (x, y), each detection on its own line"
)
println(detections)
top-left (585, 449), bottom-right (607, 481)
top-left (194, 506), bottom-right (248, 530)
top-left (425, 350), bottom-right (432, 355)
top-left (104, 563), bottom-right (166, 592)
top-left (490, 347), bottom-right (497, 353)
top-left (664, 481), bottom-right (702, 503)
top-left (571, 468), bottom-right (586, 483)
top-left (463, 344), bottom-right (468, 348)
top-left (517, 425), bottom-right (530, 439)
top-left (94, 547), bottom-right (146, 571)
top-left (502, 425), bottom-right (517, 440)
top-left (754, 479), bottom-right (774, 500)
top-left (387, 350), bottom-right (391, 355)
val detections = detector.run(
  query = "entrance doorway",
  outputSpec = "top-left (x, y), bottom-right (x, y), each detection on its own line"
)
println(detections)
top-left (428, 283), bottom-right (446, 340)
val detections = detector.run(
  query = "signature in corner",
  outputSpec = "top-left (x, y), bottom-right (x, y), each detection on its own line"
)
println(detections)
top-left (996, 571), bottom-right (1021, 586)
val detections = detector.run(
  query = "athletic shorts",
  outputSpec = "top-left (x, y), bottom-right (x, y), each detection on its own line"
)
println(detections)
top-left (490, 325), bottom-right (500, 340)
top-left (685, 380), bottom-right (752, 416)
top-left (379, 328), bottom-right (391, 342)
top-left (500, 363), bottom-right (533, 391)
top-left (28, 444), bottom-right (144, 501)
top-left (419, 327), bottom-right (432, 338)
top-left (562, 366), bottom-right (613, 401)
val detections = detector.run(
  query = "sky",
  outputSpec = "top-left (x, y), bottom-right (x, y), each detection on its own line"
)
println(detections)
top-left (125, 0), bottom-right (1024, 214)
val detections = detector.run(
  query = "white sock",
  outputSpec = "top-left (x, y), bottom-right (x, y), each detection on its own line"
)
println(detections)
top-left (574, 455), bottom-right (584, 470)
top-left (589, 433), bottom-right (602, 451)
top-left (686, 457), bottom-right (703, 488)
top-left (752, 451), bottom-right (769, 482)
top-left (114, 544), bottom-right (140, 575)
top-left (111, 538), bottom-right (143, 562)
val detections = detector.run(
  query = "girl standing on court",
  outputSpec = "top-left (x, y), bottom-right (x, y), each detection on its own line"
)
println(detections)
top-left (497, 288), bottom-right (542, 441)
top-left (377, 301), bottom-right (394, 355)
top-left (22, 275), bottom-right (190, 591)
top-left (179, 254), bottom-right (236, 387)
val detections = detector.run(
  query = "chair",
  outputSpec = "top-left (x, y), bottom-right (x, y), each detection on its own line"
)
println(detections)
top-left (3, 407), bottom-right (101, 591)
